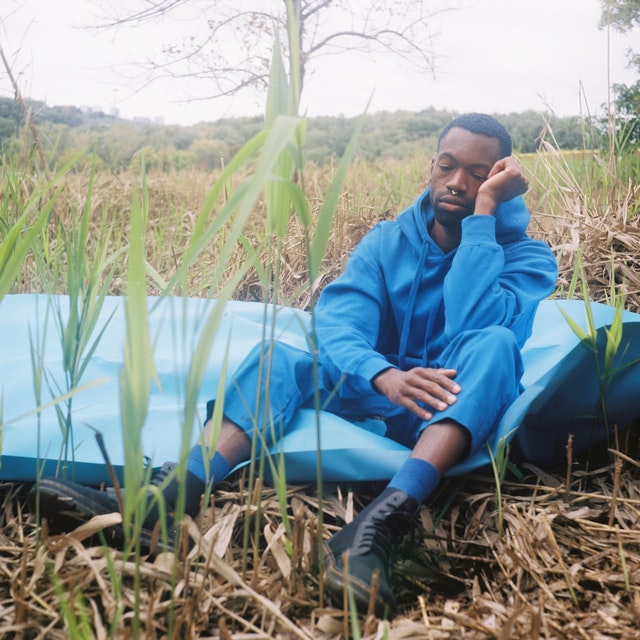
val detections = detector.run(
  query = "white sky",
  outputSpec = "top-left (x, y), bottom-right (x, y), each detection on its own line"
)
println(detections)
top-left (1, 0), bottom-right (638, 126)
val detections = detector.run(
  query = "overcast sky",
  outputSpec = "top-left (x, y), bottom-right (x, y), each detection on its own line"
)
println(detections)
top-left (1, 0), bottom-right (638, 126)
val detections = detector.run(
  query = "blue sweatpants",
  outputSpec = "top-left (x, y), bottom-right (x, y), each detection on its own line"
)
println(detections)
top-left (220, 325), bottom-right (523, 458)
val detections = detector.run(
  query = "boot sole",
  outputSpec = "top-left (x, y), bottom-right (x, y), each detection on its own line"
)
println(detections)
top-left (322, 542), bottom-right (396, 618)
top-left (29, 478), bottom-right (170, 552)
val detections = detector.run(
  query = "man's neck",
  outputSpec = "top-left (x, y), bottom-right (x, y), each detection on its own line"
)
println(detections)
top-left (429, 221), bottom-right (461, 254)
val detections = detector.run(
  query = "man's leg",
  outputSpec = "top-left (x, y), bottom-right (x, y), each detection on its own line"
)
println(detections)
top-left (323, 420), bottom-right (470, 617)
top-left (184, 417), bottom-right (251, 495)
top-left (323, 327), bottom-right (522, 618)
top-left (164, 416), bottom-right (253, 528)
top-left (29, 340), bottom-right (318, 541)
top-left (181, 339), bottom-right (322, 500)
top-left (388, 419), bottom-right (470, 501)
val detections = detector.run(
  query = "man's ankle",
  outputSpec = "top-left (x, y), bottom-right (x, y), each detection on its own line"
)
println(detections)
top-left (187, 447), bottom-right (230, 486)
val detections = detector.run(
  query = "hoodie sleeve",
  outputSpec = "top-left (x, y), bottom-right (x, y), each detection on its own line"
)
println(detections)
top-left (313, 223), bottom-right (395, 394)
top-left (442, 200), bottom-right (558, 346)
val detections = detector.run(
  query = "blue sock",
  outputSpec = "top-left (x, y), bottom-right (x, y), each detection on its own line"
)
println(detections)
top-left (388, 457), bottom-right (441, 504)
top-left (187, 446), bottom-right (230, 485)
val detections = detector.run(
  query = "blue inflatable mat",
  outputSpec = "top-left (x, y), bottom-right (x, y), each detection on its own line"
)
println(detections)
top-left (1, 295), bottom-right (639, 484)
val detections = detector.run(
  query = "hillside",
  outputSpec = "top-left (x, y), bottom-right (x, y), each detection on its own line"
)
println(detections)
top-left (0, 97), bottom-right (590, 172)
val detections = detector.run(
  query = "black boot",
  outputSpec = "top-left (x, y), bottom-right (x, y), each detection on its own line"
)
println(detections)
top-left (323, 487), bottom-right (419, 618)
top-left (28, 462), bottom-right (206, 550)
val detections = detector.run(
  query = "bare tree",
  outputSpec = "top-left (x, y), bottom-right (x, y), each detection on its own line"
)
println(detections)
top-left (96, 0), bottom-right (456, 108)
top-left (600, 0), bottom-right (640, 70)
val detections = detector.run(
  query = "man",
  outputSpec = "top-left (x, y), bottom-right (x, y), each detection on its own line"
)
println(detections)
top-left (30, 113), bottom-right (558, 617)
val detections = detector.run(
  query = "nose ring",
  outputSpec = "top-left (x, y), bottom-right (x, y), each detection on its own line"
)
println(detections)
top-left (450, 189), bottom-right (458, 196)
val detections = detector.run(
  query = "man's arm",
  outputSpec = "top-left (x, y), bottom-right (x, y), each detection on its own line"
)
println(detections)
top-left (443, 160), bottom-right (558, 345)
top-left (313, 223), bottom-right (397, 396)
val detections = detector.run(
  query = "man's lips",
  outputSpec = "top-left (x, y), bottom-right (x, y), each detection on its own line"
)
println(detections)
top-left (437, 196), bottom-right (468, 213)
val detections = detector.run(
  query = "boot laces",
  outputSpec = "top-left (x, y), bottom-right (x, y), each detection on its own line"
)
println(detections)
top-left (354, 502), bottom-right (411, 558)
top-left (149, 462), bottom-right (177, 489)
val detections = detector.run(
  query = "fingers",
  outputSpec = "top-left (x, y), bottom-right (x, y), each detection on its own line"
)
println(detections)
top-left (375, 367), bottom-right (460, 422)
top-left (489, 156), bottom-right (525, 178)
top-left (481, 157), bottom-right (529, 203)
top-left (406, 368), bottom-right (460, 418)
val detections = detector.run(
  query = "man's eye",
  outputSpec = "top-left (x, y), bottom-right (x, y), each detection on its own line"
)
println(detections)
top-left (438, 164), bottom-right (452, 171)
top-left (472, 174), bottom-right (488, 181)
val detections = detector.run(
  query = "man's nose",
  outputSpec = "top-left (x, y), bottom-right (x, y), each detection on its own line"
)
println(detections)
top-left (446, 170), bottom-right (467, 193)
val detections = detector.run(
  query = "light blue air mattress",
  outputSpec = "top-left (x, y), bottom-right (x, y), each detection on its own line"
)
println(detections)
top-left (1, 295), bottom-right (639, 484)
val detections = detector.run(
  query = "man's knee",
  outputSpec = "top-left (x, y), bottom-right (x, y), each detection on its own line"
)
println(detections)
top-left (443, 326), bottom-right (522, 380)
top-left (473, 326), bottom-right (521, 371)
top-left (481, 325), bottom-right (520, 354)
top-left (232, 339), bottom-right (312, 386)
top-left (449, 325), bottom-right (518, 356)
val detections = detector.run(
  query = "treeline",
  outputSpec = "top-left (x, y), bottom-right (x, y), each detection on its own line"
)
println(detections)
top-left (0, 97), bottom-right (591, 172)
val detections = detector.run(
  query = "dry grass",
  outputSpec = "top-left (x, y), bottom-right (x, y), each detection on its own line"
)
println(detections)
top-left (4, 423), bottom-right (640, 638)
top-left (526, 141), bottom-right (640, 313)
top-left (4, 151), bottom-right (640, 637)
top-left (18, 150), bottom-right (640, 311)
top-left (14, 157), bottom-right (427, 307)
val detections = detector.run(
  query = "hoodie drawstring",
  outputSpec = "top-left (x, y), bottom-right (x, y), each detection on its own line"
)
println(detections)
top-left (398, 241), bottom-right (430, 371)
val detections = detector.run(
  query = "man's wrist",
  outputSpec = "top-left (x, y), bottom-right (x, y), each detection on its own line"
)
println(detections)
top-left (372, 367), bottom-right (395, 394)
top-left (473, 192), bottom-right (498, 216)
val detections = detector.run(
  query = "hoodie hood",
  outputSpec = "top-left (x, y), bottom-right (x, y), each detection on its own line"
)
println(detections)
top-left (397, 186), bottom-right (531, 250)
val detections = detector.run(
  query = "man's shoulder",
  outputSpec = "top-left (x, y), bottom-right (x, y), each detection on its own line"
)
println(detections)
top-left (354, 218), bottom-right (406, 253)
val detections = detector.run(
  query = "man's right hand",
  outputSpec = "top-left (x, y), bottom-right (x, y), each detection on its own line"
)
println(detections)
top-left (373, 367), bottom-right (460, 421)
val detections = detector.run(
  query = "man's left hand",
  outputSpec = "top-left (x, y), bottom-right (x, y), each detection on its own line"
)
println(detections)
top-left (474, 157), bottom-right (528, 215)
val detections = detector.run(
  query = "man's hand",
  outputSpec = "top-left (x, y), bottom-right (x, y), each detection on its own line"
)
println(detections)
top-left (474, 156), bottom-right (529, 216)
top-left (373, 367), bottom-right (460, 421)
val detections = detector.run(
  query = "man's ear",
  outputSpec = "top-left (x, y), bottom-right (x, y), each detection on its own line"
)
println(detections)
top-left (429, 156), bottom-right (435, 181)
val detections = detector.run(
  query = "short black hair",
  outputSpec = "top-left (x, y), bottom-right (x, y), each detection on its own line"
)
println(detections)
top-left (438, 113), bottom-right (512, 158)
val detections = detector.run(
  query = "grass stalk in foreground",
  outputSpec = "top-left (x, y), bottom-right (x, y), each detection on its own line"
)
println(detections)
top-left (226, 17), bottom-right (368, 596)
top-left (21, 12), bottom-right (371, 632)
top-left (49, 173), bottom-right (119, 477)
top-left (559, 254), bottom-right (629, 449)
top-left (487, 429), bottom-right (518, 537)
top-left (0, 162), bottom-right (54, 301)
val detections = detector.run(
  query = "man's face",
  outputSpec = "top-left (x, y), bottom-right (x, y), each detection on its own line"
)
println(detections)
top-left (429, 127), bottom-right (503, 231)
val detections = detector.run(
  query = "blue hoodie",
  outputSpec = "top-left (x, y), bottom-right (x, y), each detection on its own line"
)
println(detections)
top-left (314, 186), bottom-right (558, 403)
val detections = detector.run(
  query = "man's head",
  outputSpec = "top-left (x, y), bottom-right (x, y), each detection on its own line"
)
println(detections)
top-left (429, 113), bottom-right (513, 246)
top-left (437, 113), bottom-right (512, 159)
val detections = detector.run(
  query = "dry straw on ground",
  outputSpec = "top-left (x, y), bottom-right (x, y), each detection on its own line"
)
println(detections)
top-left (4, 427), bottom-right (640, 638)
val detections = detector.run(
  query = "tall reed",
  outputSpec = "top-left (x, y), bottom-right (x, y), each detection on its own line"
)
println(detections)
top-left (0, 161), bottom-right (55, 301)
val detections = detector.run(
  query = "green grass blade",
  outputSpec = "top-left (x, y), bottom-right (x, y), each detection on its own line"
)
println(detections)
top-left (309, 112), bottom-right (366, 280)
top-left (557, 303), bottom-right (589, 343)
top-left (119, 184), bottom-right (156, 536)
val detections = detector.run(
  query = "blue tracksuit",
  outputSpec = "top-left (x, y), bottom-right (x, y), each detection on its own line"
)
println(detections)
top-left (222, 187), bottom-right (558, 456)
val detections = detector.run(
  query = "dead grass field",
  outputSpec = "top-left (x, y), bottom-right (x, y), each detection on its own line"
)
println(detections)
top-left (3, 150), bottom-right (640, 638)
top-left (4, 429), bottom-right (640, 638)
